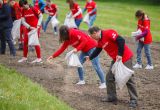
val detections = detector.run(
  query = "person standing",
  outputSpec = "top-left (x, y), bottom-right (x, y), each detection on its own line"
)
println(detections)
top-left (18, 0), bottom-right (43, 63)
top-left (82, 0), bottom-right (97, 28)
top-left (66, 0), bottom-right (83, 28)
top-left (86, 26), bottom-right (138, 108)
top-left (43, 0), bottom-right (58, 35)
top-left (32, 0), bottom-right (45, 13)
top-left (47, 25), bottom-right (106, 89)
top-left (9, 0), bottom-right (25, 50)
top-left (0, 0), bottom-right (16, 56)
top-left (133, 10), bottom-right (153, 70)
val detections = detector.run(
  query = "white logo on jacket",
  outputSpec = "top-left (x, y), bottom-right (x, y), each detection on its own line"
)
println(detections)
top-left (25, 14), bottom-right (34, 17)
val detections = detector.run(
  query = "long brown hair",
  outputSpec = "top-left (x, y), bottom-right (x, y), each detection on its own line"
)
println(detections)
top-left (66, 0), bottom-right (74, 9)
top-left (135, 10), bottom-right (148, 21)
top-left (59, 25), bottom-right (70, 43)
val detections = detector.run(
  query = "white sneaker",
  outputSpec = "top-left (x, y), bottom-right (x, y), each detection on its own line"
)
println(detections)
top-left (76, 80), bottom-right (85, 85)
top-left (54, 32), bottom-right (58, 36)
top-left (31, 58), bottom-right (42, 64)
top-left (133, 63), bottom-right (142, 69)
top-left (99, 83), bottom-right (106, 89)
top-left (18, 57), bottom-right (27, 63)
top-left (145, 65), bottom-right (154, 70)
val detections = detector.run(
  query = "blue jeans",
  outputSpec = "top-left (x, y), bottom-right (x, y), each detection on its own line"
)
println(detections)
top-left (75, 18), bottom-right (82, 28)
top-left (0, 28), bottom-right (16, 56)
top-left (78, 48), bottom-right (105, 83)
top-left (136, 42), bottom-right (152, 65)
top-left (43, 15), bottom-right (57, 33)
top-left (89, 14), bottom-right (96, 28)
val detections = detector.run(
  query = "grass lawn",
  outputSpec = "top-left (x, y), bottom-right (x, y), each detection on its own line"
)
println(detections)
top-left (45, 0), bottom-right (160, 41)
top-left (0, 65), bottom-right (73, 110)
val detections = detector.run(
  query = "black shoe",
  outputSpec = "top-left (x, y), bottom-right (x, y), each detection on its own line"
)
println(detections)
top-left (18, 43), bottom-right (23, 50)
top-left (101, 97), bottom-right (118, 105)
top-left (1, 52), bottom-right (5, 55)
top-left (129, 100), bottom-right (138, 108)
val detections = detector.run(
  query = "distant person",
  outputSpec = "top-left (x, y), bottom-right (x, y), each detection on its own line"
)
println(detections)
top-left (133, 10), bottom-right (153, 69)
top-left (47, 25), bottom-right (106, 89)
top-left (32, 0), bottom-right (45, 13)
top-left (32, 0), bottom-right (45, 29)
top-left (18, 0), bottom-right (43, 63)
top-left (86, 26), bottom-right (138, 108)
top-left (0, 0), bottom-right (16, 56)
top-left (43, 0), bottom-right (58, 35)
top-left (9, 0), bottom-right (25, 50)
top-left (83, 0), bottom-right (97, 28)
top-left (66, 0), bottom-right (83, 28)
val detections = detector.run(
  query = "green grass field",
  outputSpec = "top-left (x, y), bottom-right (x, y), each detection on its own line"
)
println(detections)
top-left (46, 0), bottom-right (160, 41)
top-left (0, 65), bottom-right (73, 110)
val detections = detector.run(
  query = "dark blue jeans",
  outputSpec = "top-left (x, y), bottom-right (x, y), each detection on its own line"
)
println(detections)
top-left (43, 15), bottom-right (57, 33)
top-left (75, 18), bottom-right (82, 28)
top-left (0, 28), bottom-right (16, 56)
top-left (136, 41), bottom-right (152, 65)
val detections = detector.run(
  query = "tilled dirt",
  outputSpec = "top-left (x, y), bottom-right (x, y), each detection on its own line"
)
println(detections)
top-left (0, 27), bottom-right (160, 110)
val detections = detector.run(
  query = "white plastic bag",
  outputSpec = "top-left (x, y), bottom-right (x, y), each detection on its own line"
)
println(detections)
top-left (51, 16), bottom-right (59, 28)
top-left (65, 51), bottom-right (82, 67)
top-left (111, 61), bottom-right (134, 90)
top-left (28, 29), bottom-right (40, 46)
top-left (83, 13), bottom-right (89, 25)
top-left (131, 29), bottom-right (144, 41)
top-left (11, 19), bottom-right (22, 40)
top-left (64, 14), bottom-right (77, 28)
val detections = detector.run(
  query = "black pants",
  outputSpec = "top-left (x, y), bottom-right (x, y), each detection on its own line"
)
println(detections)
top-left (106, 58), bottom-right (138, 101)
top-left (0, 28), bottom-right (16, 56)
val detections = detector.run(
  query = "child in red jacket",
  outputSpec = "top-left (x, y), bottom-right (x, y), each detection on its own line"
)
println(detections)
top-left (66, 0), bottom-right (83, 28)
top-left (18, 0), bottom-right (43, 63)
top-left (43, 0), bottom-right (58, 35)
top-left (133, 10), bottom-right (153, 69)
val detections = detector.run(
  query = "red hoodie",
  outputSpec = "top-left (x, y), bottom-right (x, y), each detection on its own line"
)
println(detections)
top-left (70, 3), bottom-right (83, 20)
top-left (137, 18), bottom-right (152, 44)
top-left (85, 1), bottom-right (96, 16)
top-left (52, 28), bottom-right (97, 58)
top-left (45, 4), bottom-right (57, 16)
top-left (11, 2), bottom-right (22, 20)
top-left (97, 29), bottom-right (133, 63)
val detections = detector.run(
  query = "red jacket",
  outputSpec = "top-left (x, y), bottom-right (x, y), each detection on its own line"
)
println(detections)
top-left (137, 18), bottom-right (152, 44)
top-left (45, 4), bottom-right (57, 16)
top-left (11, 2), bottom-right (22, 20)
top-left (85, 1), bottom-right (96, 16)
top-left (52, 29), bottom-right (97, 58)
top-left (22, 7), bottom-right (41, 27)
top-left (97, 30), bottom-right (133, 63)
top-left (70, 3), bottom-right (83, 20)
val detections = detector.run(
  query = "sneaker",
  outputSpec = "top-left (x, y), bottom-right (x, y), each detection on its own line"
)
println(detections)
top-left (99, 83), bottom-right (106, 89)
top-left (18, 43), bottom-right (23, 50)
top-left (31, 58), bottom-right (42, 64)
top-left (129, 100), bottom-right (138, 108)
top-left (18, 57), bottom-right (27, 63)
top-left (133, 63), bottom-right (142, 69)
top-left (145, 65), bottom-right (154, 70)
top-left (76, 80), bottom-right (85, 85)
top-left (54, 32), bottom-right (58, 36)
